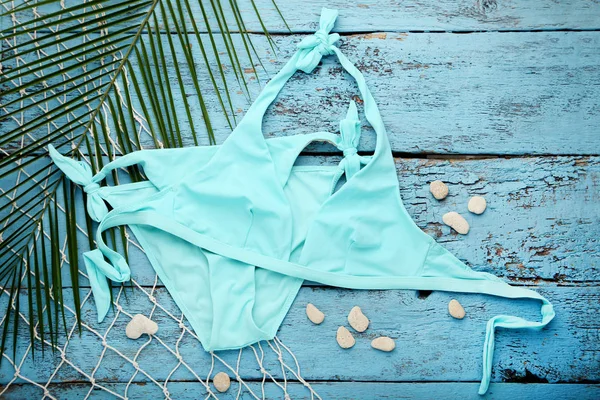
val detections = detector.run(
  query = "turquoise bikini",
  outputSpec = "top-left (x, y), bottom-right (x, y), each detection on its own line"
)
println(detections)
top-left (49, 8), bottom-right (554, 394)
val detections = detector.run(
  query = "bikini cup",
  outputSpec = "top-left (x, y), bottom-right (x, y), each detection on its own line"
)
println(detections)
top-left (49, 8), bottom-right (554, 395)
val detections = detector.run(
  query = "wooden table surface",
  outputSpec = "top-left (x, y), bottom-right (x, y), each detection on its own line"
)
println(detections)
top-left (1, 0), bottom-right (599, 399)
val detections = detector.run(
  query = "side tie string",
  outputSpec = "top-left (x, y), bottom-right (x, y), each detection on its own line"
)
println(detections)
top-left (48, 144), bottom-right (108, 222)
top-left (82, 244), bottom-right (131, 323)
top-left (49, 145), bottom-right (153, 321)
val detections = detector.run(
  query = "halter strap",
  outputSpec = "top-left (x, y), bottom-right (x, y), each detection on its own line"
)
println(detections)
top-left (49, 8), bottom-right (386, 221)
top-left (234, 8), bottom-right (391, 163)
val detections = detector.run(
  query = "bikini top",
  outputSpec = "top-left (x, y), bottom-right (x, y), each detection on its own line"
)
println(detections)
top-left (49, 8), bottom-right (554, 395)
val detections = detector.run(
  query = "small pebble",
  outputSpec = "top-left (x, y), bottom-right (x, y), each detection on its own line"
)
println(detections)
top-left (429, 180), bottom-right (449, 200)
top-left (347, 306), bottom-right (369, 332)
top-left (468, 196), bottom-right (487, 214)
top-left (336, 326), bottom-right (355, 349)
top-left (213, 372), bottom-right (231, 393)
top-left (306, 303), bottom-right (325, 324)
top-left (126, 314), bottom-right (158, 339)
top-left (448, 299), bottom-right (466, 319)
top-left (371, 336), bottom-right (396, 352)
top-left (442, 212), bottom-right (470, 235)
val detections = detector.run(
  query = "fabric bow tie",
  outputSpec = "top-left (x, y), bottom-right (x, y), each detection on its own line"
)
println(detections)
top-left (48, 144), bottom-right (108, 222)
top-left (336, 100), bottom-right (369, 180)
top-left (296, 8), bottom-right (340, 73)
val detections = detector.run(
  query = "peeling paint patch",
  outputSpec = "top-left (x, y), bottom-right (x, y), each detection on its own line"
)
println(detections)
top-left (501, 368), bottom-right (549, 383)
top-left (364, 33), bottom-right (387, 40)
top-left (349, 33), bottom-right (387, 40)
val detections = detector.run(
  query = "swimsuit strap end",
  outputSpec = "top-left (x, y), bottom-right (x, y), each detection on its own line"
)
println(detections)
top-left (83, 249), bottom-right (113, 323)
top-left (478, 294), bottom-right (555, 395)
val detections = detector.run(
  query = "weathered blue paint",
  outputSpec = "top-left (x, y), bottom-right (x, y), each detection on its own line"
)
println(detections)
top-left (235, 0), bottom-right (600, 32)
top-left (2, 155), bottom-right (595, 287)
top-left (0, 286), bottom-right (598, 386)
top-left (8, 0), bottom-right (600, 33)
top-left (2, 382), bottom-right (600, 400)
top-left (4, 31), bottom-right (599, 155)
top-left (1, 2), bottom-right (599, 398)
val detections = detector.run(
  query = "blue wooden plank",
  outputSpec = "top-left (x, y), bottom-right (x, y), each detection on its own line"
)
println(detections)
top-left (2, 4), bottom-right (598, 399)
top-left (2, 382), bottom-right (600, 400)
top-left (120, 155), bottom-right (597, 283)
top-left (4, 32), bottom-right (599, 155)
top-left (2, 155), bottom-right (592, 286)
top-left (223, 0), bottom-right (600, 32)
top-left (1, 286), bottom-right (597, 385)
top-left (5, 0), bottom-right (600, 33)
top-left (221, 32), bottom-right (600, 155)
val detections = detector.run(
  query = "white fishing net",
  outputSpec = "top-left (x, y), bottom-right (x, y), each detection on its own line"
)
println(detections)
top-left (0, 1), bottom-right (320, 398)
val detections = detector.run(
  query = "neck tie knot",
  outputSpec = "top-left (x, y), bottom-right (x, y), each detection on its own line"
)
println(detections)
top-left (295, 8), bottom-right (340, 73)
top-left (313, 30), bottom-right (339, 56)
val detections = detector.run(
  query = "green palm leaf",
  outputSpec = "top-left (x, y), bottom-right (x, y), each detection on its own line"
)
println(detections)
top-left (0, 0), bottom-right (286, 361)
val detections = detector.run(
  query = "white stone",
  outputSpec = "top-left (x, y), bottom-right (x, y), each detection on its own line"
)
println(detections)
top-left (468, 196), bottom-right (487, 214)
top-left (371, 336), bottom-right (396, 352)
top-left (213, 372), bottom-right (231, 393)
top-left (448, 299), bottom-right (466, 319)
top-left (348, 306), bottom-right (369, 332)
top-left (429, 180), bottom-right (449, 200)
top-left (306, 303), bottom-right (325, 324)
top-left (442, 211), bottom-right (470, 235)
top-left (336, 326), bottom-right (355, 349)
top-left (126, 314), bottom-right (158, 339)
